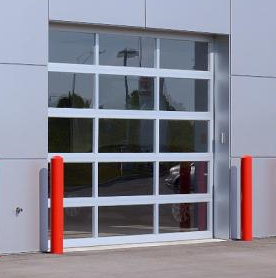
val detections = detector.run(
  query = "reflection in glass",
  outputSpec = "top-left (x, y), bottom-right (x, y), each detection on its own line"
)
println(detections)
top-left (49, 72), bottom-right (94, 108)
top-left (159, 162), bottom-right (208, 195)
top-left (160, 39), bottom-right (208, 71)
top-left (99, 119), bottom-right (153, 153)
top-left (99, 163), bottom-right (153, 196)
top-left (49, 29), bottom-right (95, 64)
top-left (160, 78), bottom-right (208, 112)
top-left (99, 205), bottom-right (153, 236)
top-left (99, 34), bottom-right (155, 67)
top-left (64, 163), bottom-right (92, 197)
top-left (64, 207), bottom-right (92, 238)
top-left (99, 75), bottom-right (154, 110)
top-left (49, 118), bottom-right (93, 153)
top-left (159, 203), bottom-right (207, 233)
top-left (159, 120), bottom-right (208, 153)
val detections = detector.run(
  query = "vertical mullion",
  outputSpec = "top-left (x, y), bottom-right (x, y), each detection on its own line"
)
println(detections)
top-left (92, 162), bottom-right (99, 237)
top-left (154, 203), bottom-right (159, 234)
top-left (153, 162), bottom-right (159, 234)
top-left (155, 38), bottom-right (160, 69)
top-left (95, 33), bottom-right (99, 66)
top-left (92, 205), bottom-right (99, 237)
top-left (208, 40), bottom-right (215, 235)
top-left (153, 38), bottom-right (161, 235)
top-left (92, 33), bottom-right (100, 238)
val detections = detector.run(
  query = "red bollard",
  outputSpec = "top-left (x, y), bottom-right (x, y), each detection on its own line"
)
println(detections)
top-left (241, 155), bottom-right (253, 241)
top-left (51, 156), bottom-right (64, 254)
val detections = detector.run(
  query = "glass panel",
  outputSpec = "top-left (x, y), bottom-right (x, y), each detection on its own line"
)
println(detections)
top-left (160, 39), bottom-right (208, 71)
top-left (99, 162), bottom-right (153, 196)
top-left (99, 75), bottom-right (154, 110)
top-left (64, 207), bottom-right (92, 239)
top-left (99, 205), bottom-right (153, 236)
top-left (159, 162), bottom-right (208, 194)
top-left (99, 119), bottom-right (153, 153)
top-left (49, 29), bottom-right (95, 64)
top-left (159, 203), bottom-right (208, 233)
top-left (49, 72), bottom-right (94, 108)
top-left (48, 118), bottom-right (93, 153)
top-left (159, 120), bottom-right (208, 153)
top-left (99, 33), bottom-right (155, 67)
top-left (64, 163), bottom-right (92, 197)
top-left (160, 78), bottom-right (208, 112)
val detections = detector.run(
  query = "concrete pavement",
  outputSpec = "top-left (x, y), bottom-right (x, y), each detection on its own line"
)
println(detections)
top-left (1, 238), bottom-right (276, 278)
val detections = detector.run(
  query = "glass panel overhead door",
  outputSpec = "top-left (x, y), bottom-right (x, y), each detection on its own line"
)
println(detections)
top-left (48, 26), bottom-right (214, 247)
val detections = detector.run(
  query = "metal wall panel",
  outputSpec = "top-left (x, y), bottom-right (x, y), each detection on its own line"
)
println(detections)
top-left (0, 64), bottom-right (48, 159)
top-left (231, 0), bottom-right (276, 77)
top-left (0, 0), bottom-right (48, 65)
top-left (146, 0), bottom-right (230, 34)
top-left (230, 158), bottom-right (276, 238)
top-left (0, 159), bottom-right (47, 253)
top-left (213, 36), bottom-right (230, 239)
top-left (231, 76), bottom-right (276, 157)
top-left (49, 0), bottom-right (145, 28)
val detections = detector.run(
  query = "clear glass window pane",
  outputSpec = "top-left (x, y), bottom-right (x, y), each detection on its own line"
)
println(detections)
top-left (160, 39), bottom-right (208, 71)
top-left (48, 118), bottom-right (93, 153)
top-left (64, 163), bottom-right (92, 197)
top-left (49, 72), bottom-right (94, 108)
top-left (99, 205), bottom-right (153, 236)
top-left (159, 203), bottom-right (207, 233)
top-left (159, 120), bottom-right (208, 153)
top-left (99, 162), bottom-right (153, 196)
top-left (99, 119), bottom-right (154, 153)
top-left (49, 29), bottom-right (95, 64)
top-left (160, 78), bottom-right (208, 112)
top-left (64, 207), bottom-right (92, 238)
top-left (99, 75), bottom-right (154, 110)
top-left (99, 34), bottom-right (155, 67)
top-left (159, 162), bottom-right (208, 194)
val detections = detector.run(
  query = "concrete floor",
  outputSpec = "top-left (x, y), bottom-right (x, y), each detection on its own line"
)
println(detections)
top-left (1, 238), bottom-right (276, 278)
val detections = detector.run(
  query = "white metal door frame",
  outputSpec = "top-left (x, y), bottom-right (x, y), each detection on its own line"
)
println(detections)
top-left (48, 27), bottom-right (214, 248)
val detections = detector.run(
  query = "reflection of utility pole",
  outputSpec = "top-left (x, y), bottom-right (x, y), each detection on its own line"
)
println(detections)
top-left (72, 51), bottom-right (94, 95)
top-left (70, 50), bottom-right (94, 151)
top-left (117, 49), bottom-right (139, 109)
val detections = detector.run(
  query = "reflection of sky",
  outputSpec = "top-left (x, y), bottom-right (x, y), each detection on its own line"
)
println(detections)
top-left (161, 78), bottom-right (195, 111)
top-left (49, 30), bottom-right (95, 64)
top-left (160, 39), bottom-right (205, 70)
top-left (99, 34), bottom-right (155, 67)
top-left (49, 30), bottom-right (208, 111)
top-left (99, 75), bottom-right (154, 110)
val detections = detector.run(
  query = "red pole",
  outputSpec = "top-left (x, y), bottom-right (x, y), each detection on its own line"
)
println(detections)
top-left (51, 156), bottom-right (64, 254)
top-left (241, 155), bottom-right (253, 241)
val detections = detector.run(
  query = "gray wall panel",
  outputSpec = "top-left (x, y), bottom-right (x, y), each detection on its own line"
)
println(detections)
top-left (49, 0), bottom-right (145, 27)
top-left (146, 0), bottom-right (230, 34)
top-left (231, 76), bottom-right (276, 157)
top-left (0, 159), bottom-right (47, 254)
top-left (230, 158), bottom-right (276, 238)
top-left (231, 0), bottom-right (276, 76)
top-left (0, 64), bottom-right (48, 159)
top-left (0, 0), bottom-right (48, 65)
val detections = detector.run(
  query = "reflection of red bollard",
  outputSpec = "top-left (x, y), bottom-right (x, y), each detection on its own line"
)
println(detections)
top-left (241, 155), bottom-right (253, 241)
top-left (51, 156), bottom-right (64, 254)
top-left (179, 162), bottom-right (191, 228)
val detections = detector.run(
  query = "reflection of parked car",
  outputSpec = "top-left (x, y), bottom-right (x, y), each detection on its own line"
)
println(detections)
top-left (165, 163), bottom-right (195, 193)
